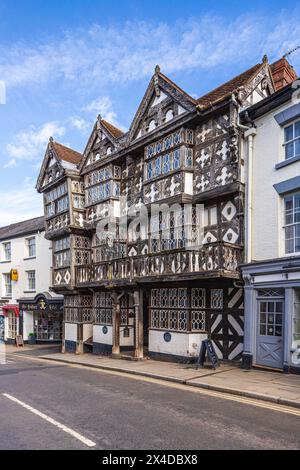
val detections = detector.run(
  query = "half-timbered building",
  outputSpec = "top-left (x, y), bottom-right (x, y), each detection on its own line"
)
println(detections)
top-left (36, 55), bottom-right (292, 363)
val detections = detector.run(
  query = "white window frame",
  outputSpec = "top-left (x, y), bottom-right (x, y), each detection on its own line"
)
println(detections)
top-left (3, 273), bottom-right (12, 297)
top-left (27, 270), bottom-right (36, 291)
top-left (2, 242), bottom-right (11, 261)
top-left (284, 192), bottom-right (300, 255)
top-left (26, 237), bottom-right (36, 258)
top-left (283, 119), bottom-right (300, 160)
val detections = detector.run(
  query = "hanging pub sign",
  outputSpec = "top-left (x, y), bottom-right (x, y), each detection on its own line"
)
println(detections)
top-left (196, 339), bottom-right (219, 370)
top-left (10, 269), bottom-right (18, 281)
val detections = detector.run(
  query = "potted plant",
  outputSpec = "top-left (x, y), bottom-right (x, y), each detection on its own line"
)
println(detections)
top-left (28, 333), bottom-right (36, 345)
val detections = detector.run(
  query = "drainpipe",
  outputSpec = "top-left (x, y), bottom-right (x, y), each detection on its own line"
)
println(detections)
top-left (231, 95), bottom-right (256, 263)
top-left (244, 126), bottom-right (257, 264)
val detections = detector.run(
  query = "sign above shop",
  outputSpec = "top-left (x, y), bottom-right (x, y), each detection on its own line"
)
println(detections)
top-left (19, 294), bottom-right (63, 313)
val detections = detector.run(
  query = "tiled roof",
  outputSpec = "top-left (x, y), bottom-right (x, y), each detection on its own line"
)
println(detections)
top-left (52, 141), bottom-right (82, 165)
top-left (0, 216), bottom-right (45, 241)
top-left (157, 70), bottom-right (197, 104)
top-left (101, 120), bottom-right (124, 139)
top-left (197, 62), bottom-right (264, 109)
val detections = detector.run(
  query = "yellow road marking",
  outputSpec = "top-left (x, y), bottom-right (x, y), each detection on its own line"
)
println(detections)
top-left (6, 353), bottom-right (300, 418)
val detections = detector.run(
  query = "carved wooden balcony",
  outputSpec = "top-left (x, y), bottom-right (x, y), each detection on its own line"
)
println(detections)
top-left (75, 242), bottom-right (243, 286)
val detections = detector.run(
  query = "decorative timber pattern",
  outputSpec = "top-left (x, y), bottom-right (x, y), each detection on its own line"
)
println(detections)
top-left (36, 58), bottom-right (276, 361)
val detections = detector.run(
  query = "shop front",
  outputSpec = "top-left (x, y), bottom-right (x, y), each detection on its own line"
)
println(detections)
top-left (241, 257), bottom-right (300, 374)
top-left (2, 305), bottom-right (19, 343)
top-left (18, 293), bottom-right (63, 343)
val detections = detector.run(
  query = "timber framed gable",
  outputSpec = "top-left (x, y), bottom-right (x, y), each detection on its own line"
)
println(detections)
top-left (128, 65), bottom-right (196, 144)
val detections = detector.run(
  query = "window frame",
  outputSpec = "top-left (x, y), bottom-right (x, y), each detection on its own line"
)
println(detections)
top-left (284, 192), bottom-right (300, 254)
top-left (27, 270), bottom-right (36, 291)
top-left (3, 273), bottom-right (12, 297)
top-left (26, 237), bottom-right (36, 258)
top-left (2, 242), bottom-right (11, 262)
top-left (283, 119), bottom-right (300, 161)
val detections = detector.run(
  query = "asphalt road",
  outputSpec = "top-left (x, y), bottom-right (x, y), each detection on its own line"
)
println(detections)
top-left (0, 353), bottom-right (299, 450)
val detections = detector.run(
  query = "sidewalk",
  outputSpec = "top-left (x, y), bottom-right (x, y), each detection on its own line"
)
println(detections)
top-left (6, 344), bottom-right (300, 409)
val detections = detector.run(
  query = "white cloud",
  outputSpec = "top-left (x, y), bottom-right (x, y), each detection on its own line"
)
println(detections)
top-left (82, 96), bottom-right (124, 129)
top-left (3, 158), bottom-right (16, 169)
top-left (5, 121), bottom-right (65, 163)
top-left (69, 117), bottom-right (90, 132)
top-left (1, 12), bottom-right (300, 92)
top-left (0, 179), bottom-right (43, 226)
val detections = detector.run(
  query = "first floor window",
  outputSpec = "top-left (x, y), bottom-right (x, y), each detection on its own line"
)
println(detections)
top-left (3, 273), bottom-right (12, 297)
top-left (284, 192), bottom-right (300, 253)
top-left (2, 242), bottom-right (11, 261)
top-left (26, 237), bottom-right (36, 258)
top-left (284, 120), bottom-right (300, 160)
top-left (147, 161), bottom-right (153, 180)
top-left (27, 271), bottom-right (36, 291)
top-left (293, 289), bottom-right (300, 346)
top-left (172, 149), bottom-right (180, 170)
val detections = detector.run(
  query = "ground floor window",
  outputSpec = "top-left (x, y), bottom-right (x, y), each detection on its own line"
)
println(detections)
top-left (94, 292), bottom-right (112, 325)
top-left (150, 288), bottom-right (208, 332)
top-left (293, 289), bottom-right (300, 347)
top-left (33, 311), bottom-right (62, 341)
top-left (0, 316), bottom-right (4, 340)
top-left (7, 311), bottom-right (18, 339)
top-left (64, 295), bottom-right (93, 323)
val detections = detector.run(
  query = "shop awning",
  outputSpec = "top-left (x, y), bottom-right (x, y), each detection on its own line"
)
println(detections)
top-left (2, 305), bottom-right (19, 317)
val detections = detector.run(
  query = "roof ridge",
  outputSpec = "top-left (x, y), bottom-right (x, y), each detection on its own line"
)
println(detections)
top-left (0, 215), bottom-right (44, 237)
top-left (157, 70), bottom-right (197, 104)
top-left (52, 140), bottom-right (82, 156)
top-left (197, 62), bottom-right (264, 108)
top-left (101, 119), bottom-right (124, 138)
top-left (52, 140), bottom-right (82, 165)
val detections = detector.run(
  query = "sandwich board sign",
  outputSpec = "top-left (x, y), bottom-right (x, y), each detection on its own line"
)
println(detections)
top-left (196, 339), bottom-right (219, 370)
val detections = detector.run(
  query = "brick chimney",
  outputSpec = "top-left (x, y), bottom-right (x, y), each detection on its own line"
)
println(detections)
top-left (270, 57), bottom-right (298, 91)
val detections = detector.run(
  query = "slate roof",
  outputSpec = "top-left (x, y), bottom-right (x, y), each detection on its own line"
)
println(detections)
top-left (0, 216), bottom-right (45, 241)
top-left (52, 141), bottom-right (82, 165)
top-left (197, 62), bottom-right (264, 109)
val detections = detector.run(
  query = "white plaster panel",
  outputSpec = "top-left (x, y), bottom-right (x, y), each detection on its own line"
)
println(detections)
top-left (251, 99), bottom-right (300, 261)
top-left (93, 325), bottom-right (113, 345)
top-left (65, 323), bottom-right (77, 342)
top-left (120, 323), bottom-right (134, 347)
top-left (184, 172), bottom-right (193, 195)
top-left (149, 330), bottom-right (207, 357)
top-left (83, 323), bottom-right (93, 341)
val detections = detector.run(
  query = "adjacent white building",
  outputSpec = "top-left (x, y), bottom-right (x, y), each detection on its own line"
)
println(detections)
top-left (241, 71), bottom-right (300, 373)
top-left (0, 217), bottom-right (63, 343)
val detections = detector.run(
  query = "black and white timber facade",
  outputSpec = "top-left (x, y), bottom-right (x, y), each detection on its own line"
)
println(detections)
top-left (36, 57), bottom-right (278, 363)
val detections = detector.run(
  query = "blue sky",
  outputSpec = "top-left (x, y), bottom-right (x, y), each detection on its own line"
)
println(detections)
top-left (1, 0), bottom-right (300, 225)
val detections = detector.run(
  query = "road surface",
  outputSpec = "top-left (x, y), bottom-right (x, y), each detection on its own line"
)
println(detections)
top-left (0, 353), bottom-right (299, 450)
